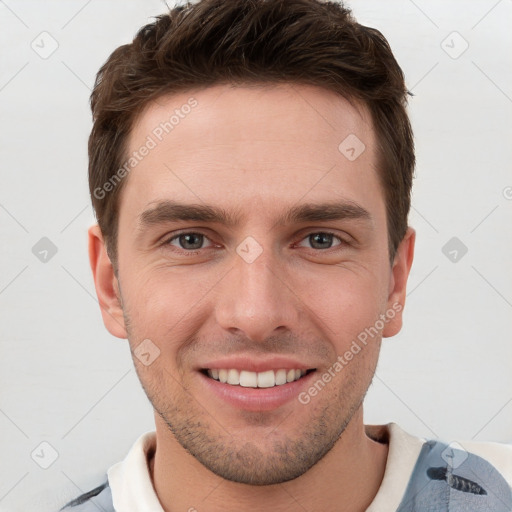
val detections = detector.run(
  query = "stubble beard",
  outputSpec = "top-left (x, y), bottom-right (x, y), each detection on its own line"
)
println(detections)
top-left (137, 358), bottom-right (373, 485)
top-left (121, 297), bottom-right (377, 485)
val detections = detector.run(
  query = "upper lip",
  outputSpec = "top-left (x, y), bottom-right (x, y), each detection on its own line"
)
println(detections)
top-left (198, 355), bottom-right (317, 373)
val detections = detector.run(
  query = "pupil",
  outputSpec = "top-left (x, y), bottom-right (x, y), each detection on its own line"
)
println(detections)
top-left (180, 233), bottom-right (202, 249)
top-left (311, 233), bottom-right (332, 249)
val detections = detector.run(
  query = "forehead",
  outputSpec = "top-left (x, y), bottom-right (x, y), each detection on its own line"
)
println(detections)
top-left (129, 82), bottom-right (373, 154)
top-left (120, 83), bottom-right (382, 222)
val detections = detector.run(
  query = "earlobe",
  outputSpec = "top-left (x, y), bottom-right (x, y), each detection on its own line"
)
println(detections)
top-left (88, 224), bottom-right (128, 339)
top-left (382, 227), bottom-right (416, 338)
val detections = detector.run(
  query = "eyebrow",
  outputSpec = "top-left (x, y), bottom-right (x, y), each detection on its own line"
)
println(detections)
top-left (138, 199), bottom-right (372, 232)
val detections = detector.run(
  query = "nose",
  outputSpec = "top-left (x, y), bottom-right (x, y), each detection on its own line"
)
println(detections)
top-left (213, 243), bottom-right (301, 343)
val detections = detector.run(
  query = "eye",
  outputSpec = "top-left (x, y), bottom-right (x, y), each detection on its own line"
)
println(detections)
top-left (166, 232), bottom-right (214, 251)
top-left (297, 232), bottom-right (344, 250)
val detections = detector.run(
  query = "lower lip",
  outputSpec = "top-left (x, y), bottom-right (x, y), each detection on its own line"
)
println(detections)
top-left (198, 370), bottom-right (317, 412)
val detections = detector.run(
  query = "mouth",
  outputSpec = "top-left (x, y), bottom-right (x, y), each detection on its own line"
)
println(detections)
top-left (197, 355), bottom-right (320, 411)
top-left (198, 366), bottom-right (318, 412)
top-left (200, 368), bottom-right (316, 388)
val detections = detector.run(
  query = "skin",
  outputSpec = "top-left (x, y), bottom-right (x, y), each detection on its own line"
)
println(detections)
top-left (89, 83), bottom-right (415, 512)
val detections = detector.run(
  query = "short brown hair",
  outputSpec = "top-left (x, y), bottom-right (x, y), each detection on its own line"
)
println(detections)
top-left (89, 0), bottom-right (414, 269)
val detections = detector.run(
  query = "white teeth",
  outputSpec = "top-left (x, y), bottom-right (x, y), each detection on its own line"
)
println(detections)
top-left (206, 368), bottom-right (309, 388)
top-left (227, 369), bottom-right (240, 385)
top-left (239, 370), bottom-right (257, 387)
top-left (257, 370), bottom-right (275, 388)
top-left (275, 369), bottom-right (287, 385)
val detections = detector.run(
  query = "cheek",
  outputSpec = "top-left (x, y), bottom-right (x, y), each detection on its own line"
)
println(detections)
top-left (297, 267), bottom-right (387, 346)
top-left (120, 265), bottom-right (217, 342)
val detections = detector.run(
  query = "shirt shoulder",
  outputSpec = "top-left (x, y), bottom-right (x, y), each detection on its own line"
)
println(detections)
top-left (366, 423), bottom-right (512, 512)
top-left (396, 435), bottom-right (512, 511)
top-left (59, 481), bottom-right (114, 512)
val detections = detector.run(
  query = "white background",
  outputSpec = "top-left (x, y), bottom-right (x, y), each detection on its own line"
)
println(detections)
top-left (1, 0), bottom-right (511, 510)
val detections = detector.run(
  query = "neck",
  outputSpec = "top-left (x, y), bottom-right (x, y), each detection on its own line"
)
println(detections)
top-left (149, 407), bottom-right (389, 512)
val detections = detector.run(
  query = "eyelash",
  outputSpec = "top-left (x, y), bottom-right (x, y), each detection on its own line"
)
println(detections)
top-left (162, 230), bottom-right (348, 254)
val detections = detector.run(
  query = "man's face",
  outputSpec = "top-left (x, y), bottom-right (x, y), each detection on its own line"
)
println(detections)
top-left (95, 83), bottom-right (411, 485)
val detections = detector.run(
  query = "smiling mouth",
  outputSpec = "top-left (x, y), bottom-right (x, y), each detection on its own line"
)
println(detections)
top-left (200, 368), bottom-right (316, 388)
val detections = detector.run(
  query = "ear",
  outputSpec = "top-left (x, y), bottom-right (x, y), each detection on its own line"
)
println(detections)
top-left (88, 224), bottom-right (127, 339)
top-left (382, 226), bottom-right (415, 338)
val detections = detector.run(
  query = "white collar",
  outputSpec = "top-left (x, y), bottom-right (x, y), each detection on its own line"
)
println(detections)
top-left (107, 422), bottom-right (425, 512)
top-left (366, 423), bottom-right (425, 511)
top-left (108, 430), bottom-right (163, 512)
